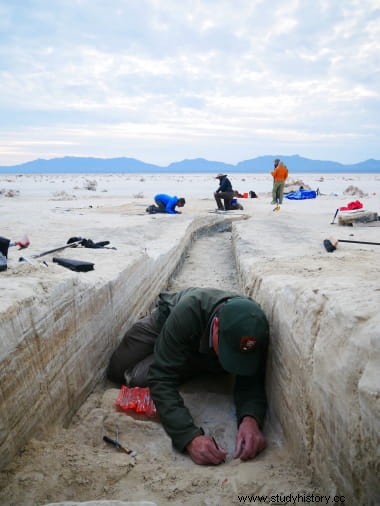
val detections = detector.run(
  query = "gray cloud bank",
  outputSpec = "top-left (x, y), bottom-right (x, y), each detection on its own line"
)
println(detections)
top-left (0, 0), bottom-right (379, 165)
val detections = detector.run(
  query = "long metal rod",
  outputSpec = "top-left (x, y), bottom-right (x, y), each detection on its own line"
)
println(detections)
top-left (19, 240), bottom-right (82, 262)
top-left (338, 239), bottom-right (380, 246)
top-left (31, 240), bottom-right (83, 258)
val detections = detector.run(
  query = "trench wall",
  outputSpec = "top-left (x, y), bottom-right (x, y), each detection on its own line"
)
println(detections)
top-left (0, 214), bottom-right (230, 470)
top-left (232, 222), bottom-right (380, 506)
top-left (1, 213), bottom-right (378, 506)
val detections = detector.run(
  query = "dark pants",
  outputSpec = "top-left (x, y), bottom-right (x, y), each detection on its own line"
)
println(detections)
top-left (214, 191), bottom-right (234, 210)
top-left (0, 236), bottom-right (10, 257)
top-left (272, 181), bottom-right (285, 204)
top-left (107, 310), bottom-right (224, 387)
top-left (107, 310), bottom-right (161, 385)
top-left (154, 198), bottom-right (167, 213)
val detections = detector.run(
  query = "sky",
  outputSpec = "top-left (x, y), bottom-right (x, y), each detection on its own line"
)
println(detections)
top-left (1, 0), bottom-right (380, 167)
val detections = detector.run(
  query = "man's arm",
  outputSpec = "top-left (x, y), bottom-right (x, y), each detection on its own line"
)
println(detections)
top-left (149, 300), bottom-right (228, 465)
top-left (233, 347), bottom-right (268, 460)
top-left (147, 303), bottom-right (204, 451)
top-left (234, 372), bottom-right (267, 428)
top-left (165, 196), bottom-right (178, 214)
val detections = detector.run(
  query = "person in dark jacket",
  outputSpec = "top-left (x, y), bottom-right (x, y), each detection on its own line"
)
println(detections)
top-left (0, 235), bottom-right (30, 271)
top-left (214, 174), bottom-right (234, 210)
top-left (107, 287), bottom-right (269, 466)
top-left (146, 194), bottom-right (186, 214)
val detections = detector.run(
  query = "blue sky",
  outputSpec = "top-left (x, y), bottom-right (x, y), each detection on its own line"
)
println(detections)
top-left (1, 0), bottom-right (379, 166)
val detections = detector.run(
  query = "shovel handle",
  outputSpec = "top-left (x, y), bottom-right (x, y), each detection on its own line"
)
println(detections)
top-left (103, 435), bottom-right (136, 456)
top-left (34, 240), bottom-right (83, 258)
top-left (338, 239), bottom-right (380, 246)
top-left (103, 435), bottom-right (121, 449)
top-left (330, 209), bottom-right (339, 224)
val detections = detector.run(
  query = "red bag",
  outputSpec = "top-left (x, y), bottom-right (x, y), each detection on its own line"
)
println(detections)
top-left (339, 200), bottom-right (363, 211)
top-left (115, 385), bottom-right (158, 418)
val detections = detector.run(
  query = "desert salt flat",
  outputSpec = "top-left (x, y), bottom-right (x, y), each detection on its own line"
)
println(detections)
top-left (0, 172), bottom-right (379, 506)
top-left (1, 172), bottom-right (380, 199)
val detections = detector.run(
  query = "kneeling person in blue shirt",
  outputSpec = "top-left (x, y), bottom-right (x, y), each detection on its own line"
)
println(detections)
top-left (147, 194), bottom-right (186, 214)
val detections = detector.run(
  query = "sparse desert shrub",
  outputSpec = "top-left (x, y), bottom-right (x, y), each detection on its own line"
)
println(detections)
top-left (83, 179), bottom-right (98, 191)
top-left (343, 185), bottom-right (367, 197)
top-left (0, 188), bottom-right (20, 197)
top-left (51, 191), bottom-right (77, 200)
top-left (285, 179), bottom-right (310, 190)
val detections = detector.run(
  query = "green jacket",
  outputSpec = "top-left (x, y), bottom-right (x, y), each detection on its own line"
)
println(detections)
top-left (147, 287), bottom-right (268, 451)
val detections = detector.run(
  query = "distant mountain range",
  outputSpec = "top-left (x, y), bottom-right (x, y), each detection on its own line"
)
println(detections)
top-left (0, 155), bottom-right (379, 174)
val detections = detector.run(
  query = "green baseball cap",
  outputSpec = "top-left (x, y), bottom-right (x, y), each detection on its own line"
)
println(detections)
top-left (218, 298), bottom-right (269, 376)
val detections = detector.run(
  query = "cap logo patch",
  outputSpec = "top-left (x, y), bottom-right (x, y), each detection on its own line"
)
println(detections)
top-left (240, 336), bottom-right (257, 352)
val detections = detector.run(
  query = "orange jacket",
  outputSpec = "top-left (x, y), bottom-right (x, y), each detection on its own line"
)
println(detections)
top-left (271, 162), bottom-right (288, 182)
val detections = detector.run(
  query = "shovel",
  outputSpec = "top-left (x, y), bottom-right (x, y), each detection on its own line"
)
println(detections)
top-left (19, 240), bottom-right (83, 262)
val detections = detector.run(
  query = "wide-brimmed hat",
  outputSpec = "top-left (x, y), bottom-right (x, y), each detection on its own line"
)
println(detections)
top-left (215, 173), bottom-right (226, 179)
top-left (218, 298), bottom-right (269, 376)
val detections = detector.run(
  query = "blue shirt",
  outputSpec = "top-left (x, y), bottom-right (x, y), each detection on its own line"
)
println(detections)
top-left (154, 194), bottom-right (180, 214)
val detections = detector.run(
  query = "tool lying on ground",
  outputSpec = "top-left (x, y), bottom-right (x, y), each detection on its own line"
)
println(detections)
top-left (19, 239), bottom-right (83, 262)
top-left (53, 257), bottom-right (94, 272)
top-left (323, 236), bottom-right (380, 252)
top-left (19, 236), bottom-right (116, 263)
top-left (103, 435), bottom-right (137, 457)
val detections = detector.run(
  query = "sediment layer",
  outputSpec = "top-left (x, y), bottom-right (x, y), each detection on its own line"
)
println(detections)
top-left (232, 217), bottom-right (379, 505)
top-left (0, 214), bottom-right (235, 470)
top-left (0, 209), bottom-right (379, 505)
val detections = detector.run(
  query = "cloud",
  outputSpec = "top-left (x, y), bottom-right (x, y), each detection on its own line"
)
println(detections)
top-left (0, 0), bottom-right (379, 165)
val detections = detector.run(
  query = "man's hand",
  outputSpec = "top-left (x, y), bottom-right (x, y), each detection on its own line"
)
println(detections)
top-left (234, 416), bottom-right (266, 461)
top-left (186, 435), bottom-right (227, 465)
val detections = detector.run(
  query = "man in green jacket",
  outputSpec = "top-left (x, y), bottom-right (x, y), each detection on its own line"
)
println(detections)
top-left (107, 287), bottom-right (269, 465)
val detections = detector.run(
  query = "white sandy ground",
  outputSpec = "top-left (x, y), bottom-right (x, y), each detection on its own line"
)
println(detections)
top-left (0, 173), bottom-right (379, 506)
top-left (0, 172), bottom-right (379, 199)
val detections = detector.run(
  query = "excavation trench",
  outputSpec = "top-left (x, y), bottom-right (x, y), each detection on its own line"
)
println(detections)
top-left (0, 223), bottom-right (316, 506)
top-left (0, 212), bottom-right (378, 506)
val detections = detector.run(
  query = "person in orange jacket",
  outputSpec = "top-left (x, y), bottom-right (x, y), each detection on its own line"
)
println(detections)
top-left (271, 159), bottom-right (288, 205)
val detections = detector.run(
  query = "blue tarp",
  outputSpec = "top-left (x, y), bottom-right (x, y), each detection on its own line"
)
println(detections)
top-left (285, 189), bottom-right (317, 200)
